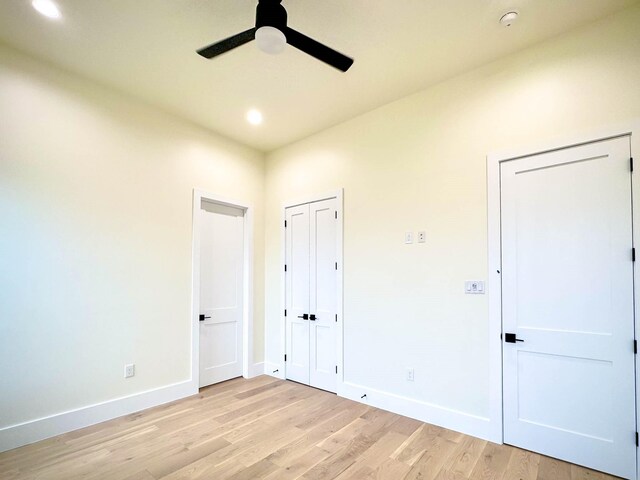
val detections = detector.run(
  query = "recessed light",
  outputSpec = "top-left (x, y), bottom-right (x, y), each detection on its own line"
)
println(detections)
top-left (500, 11), bottom-right (519, 27)
top-left (32, 0), bottom-right (61, 19)
top-left (246, 109), bottom-right (263, 126)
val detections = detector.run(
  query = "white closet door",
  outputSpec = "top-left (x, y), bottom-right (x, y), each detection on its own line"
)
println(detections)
top-left (501, 137), bottom-right (635, 479)
top-left (285, 204), bottom-right (310, 385)
top-left (309, 198), bottom-right (338, 393)
top-left (199, 202), bottom-right (244, 388)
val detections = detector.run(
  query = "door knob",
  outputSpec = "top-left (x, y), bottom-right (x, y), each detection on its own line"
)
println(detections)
top-left (504, 333), bottom-right (524, 343)
top-left (297, 314), bottom-right (309, 320)
top-left (199, 314), bottom-right (211, 322)
top-left (309, 314), bottom-right (317, 321)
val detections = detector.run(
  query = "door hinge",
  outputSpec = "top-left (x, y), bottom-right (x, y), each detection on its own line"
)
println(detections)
top-left (285, 264), bottom-right (288, 272)
top-left (335, 262), bottom-right (338, 270)
top-left (335, 314), bottom-right (338, 322)
top-left (634, 340), bottom-right (637, 354)
top-left (284, 309), bottom-right (287, 317)
top-left (636, 431), bottom-right (638, 446)
top-left (284, 354), bottom-right (287, 362)
top-left (631, 157), bottom-right (634, 172)
top-left (335, 365), bottom-right (338, 374)
top-left (335, 211), bottom-right (338, 219)
top-left (633, 248), bottom-right (636, 262)
top-left (284, 220), bottom-right (287, 228)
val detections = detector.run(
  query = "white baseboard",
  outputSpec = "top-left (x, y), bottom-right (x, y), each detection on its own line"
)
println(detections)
top-left (338, 381), bottom-right (500, 443)
top-left (264, 362), bottom-right (285, 379)
top-left (247, 362), bottom-right (265, 378)
top-left (0, 380), bottom-right (197, 453)
top-left (1, 373), bottom-right (500, 454)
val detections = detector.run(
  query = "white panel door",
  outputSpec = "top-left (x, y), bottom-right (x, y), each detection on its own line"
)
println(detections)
top-left (285, 204), bottom-right (311, 385)
top-left (501, 137), bottom-right (635, 478)
top-left (199, 201), bottom-right (244, 388)
top-left (309, 198), bottom-right (338, 393)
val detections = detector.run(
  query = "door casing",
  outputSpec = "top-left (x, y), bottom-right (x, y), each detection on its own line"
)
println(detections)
top-left (487, 122), bottom-right (640, 478)
top-left (191, 189), bottom-right (255, 388)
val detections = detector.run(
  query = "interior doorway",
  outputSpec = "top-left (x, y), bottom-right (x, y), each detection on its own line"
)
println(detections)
top-left (191, 190), bottom-right (254, 389)
top-left (498, 136), bottom-right (636, 478)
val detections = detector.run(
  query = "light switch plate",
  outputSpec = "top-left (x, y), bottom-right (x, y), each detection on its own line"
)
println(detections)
top-left (405, 232), bottom-right (413, 244)
top-left (124, 364), bottom-right (135, 378)
top-left (465, 281), bottom-right (485, 294)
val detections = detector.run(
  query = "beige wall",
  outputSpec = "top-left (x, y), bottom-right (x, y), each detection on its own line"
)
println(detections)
top-left (0, 45), bottom-right (265, 428)
top-left (264, 5), bottom-right (640, 420)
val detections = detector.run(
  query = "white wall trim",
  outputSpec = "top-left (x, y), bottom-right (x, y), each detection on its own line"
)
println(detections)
top-left (264, 362), bottom-right (285, 379)
top-left (631, 124), bottom-right (640, 480)
top-left (280, 189), bottom-right (344, 386)
top-left (338, 381), bottom-right (493, 442)
top-left (191, 188), bottom-right (255, 386)
top-left (0, 380), bottom-right (196, 453)
top-left (248, 362), bottom-right (265, 378)
top-left (487, 121), bottom-right (640, 475)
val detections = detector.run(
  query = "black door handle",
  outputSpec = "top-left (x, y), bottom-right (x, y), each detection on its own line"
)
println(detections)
top-left (199, 314), bottom-right (211, 322)
top-left (504, 333), bottom-right (524, 343)
top-left (297, 314), bottom-right (309, 320)
top-left (310, 314), bottom-right (316, 321)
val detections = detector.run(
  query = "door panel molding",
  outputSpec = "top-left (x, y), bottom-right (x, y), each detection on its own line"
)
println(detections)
top-left (487, 121), bottom-right (640, 478)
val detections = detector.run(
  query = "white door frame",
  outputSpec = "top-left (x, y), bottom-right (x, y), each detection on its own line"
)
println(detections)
top-left (487, 122), bottom-right (640, 476)
top-left (280, 189), bottom-right (344, 385)
top-left (191, 188), bottom-right (254, 388)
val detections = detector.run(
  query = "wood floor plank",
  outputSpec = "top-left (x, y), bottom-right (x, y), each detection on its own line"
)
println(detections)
top-left (434, 469), bottom-right (468, 480)
top-left (469, 442), bottom-right (512, 480)
top-left (334, 431), bottom-right (408, 479)
top-left (503, 448), bottom-right (541, 480)
top-left (0, 377), bottom-right (619, 480)
top-left (267, 403), bottom-right (368, 467)
top-left (391, 423), bottom-right (443, 466)
top-left (224, 458), bottom-right (279, 479)
top-left (402, 435), bottom-right (459, 480)
top-left (263, 446), bottom-right (329, 480)
top-left (537, 455), bottom-right (572, 480)
top-left (146, 437), bottom-right (230, 478)
top-left (443, 435), bottom-right (487, 477)
top-left (122, 471), bottom-right (157, 480)
top-left (367, 458), bottom-right (412, 479)
top-left (303, 433), bottom-right (378, 480)
top-left (570, 464), bottom-right (619, 480)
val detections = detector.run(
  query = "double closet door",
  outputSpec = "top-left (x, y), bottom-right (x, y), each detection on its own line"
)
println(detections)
top-left (285, 198), bottom-right (338, 393)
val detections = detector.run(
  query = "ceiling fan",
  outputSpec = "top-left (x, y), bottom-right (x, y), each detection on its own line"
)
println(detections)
top-left (196, 0), bottom-right (354, 72)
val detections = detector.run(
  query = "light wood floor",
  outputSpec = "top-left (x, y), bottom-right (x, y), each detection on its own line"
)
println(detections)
top-left (0, 376), bottom-right (620, 480)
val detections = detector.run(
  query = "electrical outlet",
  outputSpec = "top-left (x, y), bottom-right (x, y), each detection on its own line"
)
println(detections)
top-left (406, 368), bottom-right (415, 382)
top-left (418, 231), bottom-right (426, 243)
top-left (124, 364), bottom-right (135, 378)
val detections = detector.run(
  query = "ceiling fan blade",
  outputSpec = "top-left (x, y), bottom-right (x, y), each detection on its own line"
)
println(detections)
top-left (284, 27), bottom-right (353, 72)
top-left (197, 28), bottom-right (256, 59)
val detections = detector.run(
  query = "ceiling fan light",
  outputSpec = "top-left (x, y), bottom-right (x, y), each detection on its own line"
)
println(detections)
top-left (255, 26), bottom-right (286, 55)
top-left (32, 0), bottom-right (61, 19)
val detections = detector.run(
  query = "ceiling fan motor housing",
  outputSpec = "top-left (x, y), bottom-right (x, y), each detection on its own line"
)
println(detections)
top-left (256, 0), bottom-right (287, 31)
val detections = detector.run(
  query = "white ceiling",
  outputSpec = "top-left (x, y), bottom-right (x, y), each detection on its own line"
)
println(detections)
top-left (0, 0), bottom-right (636, 151)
